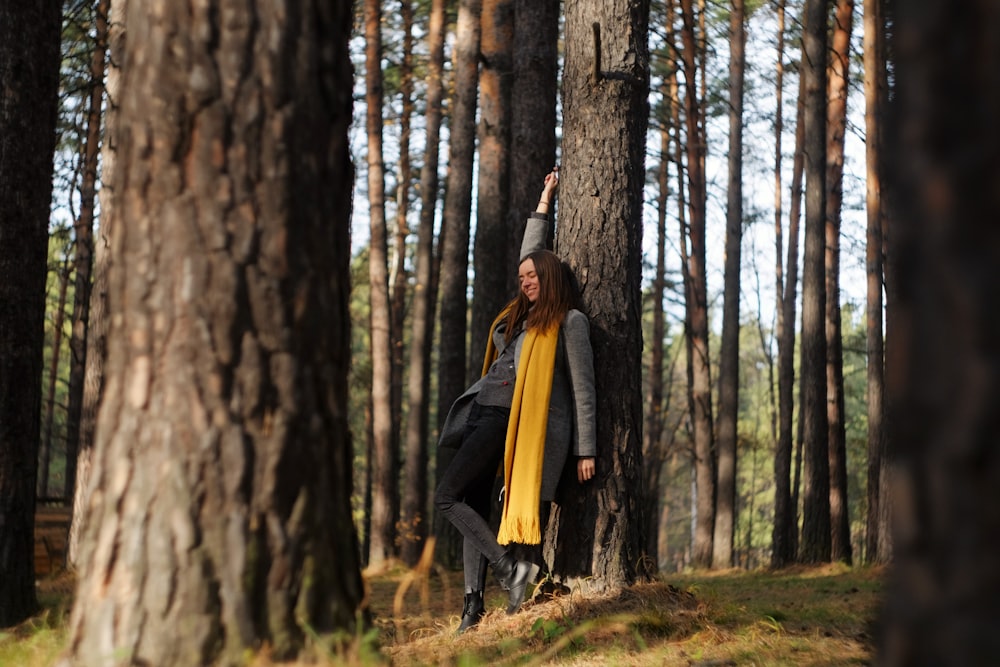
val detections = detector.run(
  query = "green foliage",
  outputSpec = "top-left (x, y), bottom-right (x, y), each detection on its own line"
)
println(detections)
top-left (349, 249), bottom-right (373, 532)
top-left (530, 616), bottom-right (571, 644)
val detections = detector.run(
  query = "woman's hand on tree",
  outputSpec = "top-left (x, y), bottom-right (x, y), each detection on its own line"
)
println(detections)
top-left (541, 168), bottom-right (559, 202)
top-left (577, 456), bottom-right (595, 483)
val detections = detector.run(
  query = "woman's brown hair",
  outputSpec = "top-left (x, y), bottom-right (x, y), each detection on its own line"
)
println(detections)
top-left (502, 250), bottom-right (575, 343)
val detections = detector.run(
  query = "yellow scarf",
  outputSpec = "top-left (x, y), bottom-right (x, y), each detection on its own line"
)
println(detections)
top-left (481, 308), bottom-right (558, 546)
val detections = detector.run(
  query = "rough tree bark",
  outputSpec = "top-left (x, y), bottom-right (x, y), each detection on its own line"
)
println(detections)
top-left (0, 0), bottom-right (62, 628)
top-left (61, 0), bottom-right (365, 662)
top-left (553, 0), bottom-right (650, 590)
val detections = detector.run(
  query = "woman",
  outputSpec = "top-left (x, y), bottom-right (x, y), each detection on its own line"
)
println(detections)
top-left (434, 170), bottom-right (597, 632)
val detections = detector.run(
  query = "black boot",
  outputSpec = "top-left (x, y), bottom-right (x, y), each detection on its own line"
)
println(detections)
top-left (457, 590), bottom-right (485, 633)
top-left (493, 552), bottom-right (540, 614)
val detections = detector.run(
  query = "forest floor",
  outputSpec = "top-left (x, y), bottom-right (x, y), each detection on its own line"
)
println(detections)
top-left (3, 562), bottom-right (883, 666)
top-left (369, 561), bottom-right (882, 666)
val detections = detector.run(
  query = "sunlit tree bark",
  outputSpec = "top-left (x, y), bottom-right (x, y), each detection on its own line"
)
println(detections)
top-left (62, 0), bottom-right (365, 660)
top-left (554, 0), bottom-right (651, 590)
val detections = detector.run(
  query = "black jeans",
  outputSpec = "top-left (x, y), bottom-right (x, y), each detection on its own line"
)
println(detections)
top-left (435, 402), bottom-right (510, 591)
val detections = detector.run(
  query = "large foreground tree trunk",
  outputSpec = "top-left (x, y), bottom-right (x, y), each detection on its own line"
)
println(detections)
top-left (63, 1), bottom-right (365, 663)
top-left (554, 1), bottom-right (650, 590)
top-left (879, 0), bottom-right (1000, 662)
top-left (0, 0), bottom-right (62, 628)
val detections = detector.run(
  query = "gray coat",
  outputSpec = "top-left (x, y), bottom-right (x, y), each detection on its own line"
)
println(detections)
top-left (437, 213), bottom-right (597, 500)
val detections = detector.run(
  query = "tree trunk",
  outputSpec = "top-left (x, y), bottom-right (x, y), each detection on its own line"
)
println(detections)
top-left (554, 0), bottom-right (651, 591)
top-left (64, 0), bottom-right (108, 507)
top-left (469, 0), bottom-right (514, 388)
top-left (825, 0), bottom-right (854, 565)
top-left (863, 0), bottom-right (890, 566)
top-left (0, 0), bottom-right (61, 628)
top-left (391, 0), bottom-right (415, 562)
top-left (770, 0), bottom-right (799, 568)
top-left (798, 0), bottom-right (831, 564)
top-left (366, 0), bottom-right (398, 569)
top-left (62, 0), bottom-right (365, 661)
top-left (713, 0), bottom-right (746, 570)
top-left (879, 1), bottom-right (1000, 661)
top-left (401, 0), bottom-right (447, 567)
top-left (434, 0), bottom-right (481, 568)
top-left (69, 0), bottom-right (124, 566)
top-left (643, 119), bottom-right (670, 567)
top-left (679, 0), bottom-right (716, 569)
top-left (509, 0), bottom-right (559, 267)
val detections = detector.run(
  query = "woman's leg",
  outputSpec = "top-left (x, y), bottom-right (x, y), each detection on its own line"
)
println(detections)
top-left (435, 403), bottom-right (509, 565)
top-left (435, 402), bottom-right (539, 615)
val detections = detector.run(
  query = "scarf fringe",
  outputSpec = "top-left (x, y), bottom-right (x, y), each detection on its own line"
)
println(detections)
top-left (497, 516), bottom-right (542, 546)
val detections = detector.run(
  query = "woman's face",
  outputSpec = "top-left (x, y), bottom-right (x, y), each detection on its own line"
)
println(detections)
top-left (519, 258), bottom-right (540, 303)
